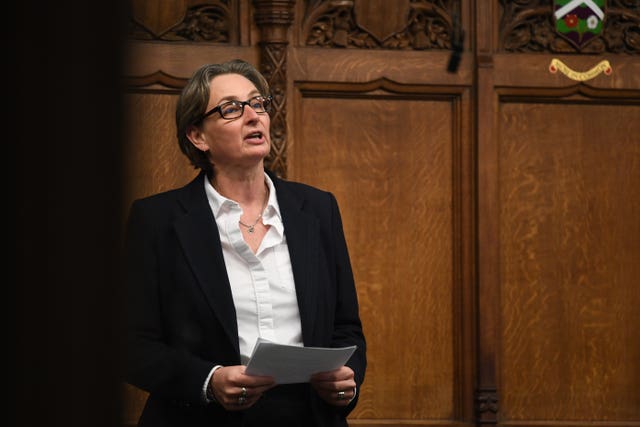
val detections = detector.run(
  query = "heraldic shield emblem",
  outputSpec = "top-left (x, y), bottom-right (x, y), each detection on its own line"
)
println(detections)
top-left (554, 0), bottom-right (606, 49)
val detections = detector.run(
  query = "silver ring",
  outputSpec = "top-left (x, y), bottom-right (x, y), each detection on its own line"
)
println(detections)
top-left (241, 387), bottom-right (247, 398)
top-left (337, 391), bottom-right (346, 400)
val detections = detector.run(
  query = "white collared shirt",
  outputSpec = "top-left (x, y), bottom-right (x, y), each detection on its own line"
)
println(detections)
top-left (204, 173), bottom-right (303, 364)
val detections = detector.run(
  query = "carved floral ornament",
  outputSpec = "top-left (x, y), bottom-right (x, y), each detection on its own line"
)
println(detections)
top-left (303, 0), bottom-right (457, 50)
top-left (500, 0), bottom-right (640, 54)
top-left (129, 0), bottom-right (233, 42)
top-left (475, 390), bottom-right (499, 414)
top-left (127, 0), bottom-right (459, 50)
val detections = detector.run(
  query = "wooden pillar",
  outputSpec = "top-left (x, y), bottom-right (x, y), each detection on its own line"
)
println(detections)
top-left (475, 0), bottom-right (499, 423)
top-left (253, 0), bottom-right (295, 178)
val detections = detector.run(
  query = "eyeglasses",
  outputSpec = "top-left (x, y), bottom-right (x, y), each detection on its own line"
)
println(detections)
top-left (198, 95), bottom-right (272, 122)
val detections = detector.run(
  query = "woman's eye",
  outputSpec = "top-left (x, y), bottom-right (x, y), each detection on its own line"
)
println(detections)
top-left (221, 103), bottom-right (241, 115)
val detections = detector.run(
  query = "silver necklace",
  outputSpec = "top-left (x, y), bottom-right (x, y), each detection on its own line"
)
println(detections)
top-left (238, 185), bottom-right (269, 234)
top-left (239, 213), bottom-right (263, 233)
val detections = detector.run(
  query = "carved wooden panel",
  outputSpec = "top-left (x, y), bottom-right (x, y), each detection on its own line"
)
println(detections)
top-left (478, 0), bottom-right (640, 425)
top-left (302, 0), bottom-right (459, 50)
top-left (254, 0), bottom-right (296, 177)
top-left (498, 98), bottom-right (640, 421)
top-left (499, 0), bottom-right (640, 54)
top-left (129, 0), bottom-right (239, 42)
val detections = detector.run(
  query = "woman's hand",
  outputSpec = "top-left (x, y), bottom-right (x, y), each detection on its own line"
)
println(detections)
top-left (209, 365), bottom-right (275, 411)
top-left (310, 366), bottom-right (357, 407)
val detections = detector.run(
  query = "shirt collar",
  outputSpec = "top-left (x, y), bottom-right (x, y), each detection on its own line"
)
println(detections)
top-left (263, 173), bottom-right (282, 222)
top-left (203, 172), bottom-right (283, 224)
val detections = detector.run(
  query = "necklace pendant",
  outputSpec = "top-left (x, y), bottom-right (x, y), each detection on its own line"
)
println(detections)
top-left (248, 225), bottom-right (255, 233)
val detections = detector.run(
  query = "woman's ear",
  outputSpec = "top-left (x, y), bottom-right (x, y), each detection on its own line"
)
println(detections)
top-left (186, 125), bottom-right (210, 152)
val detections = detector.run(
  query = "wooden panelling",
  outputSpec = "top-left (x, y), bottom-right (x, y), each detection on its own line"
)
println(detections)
top-left (492, 53), bottom-right (640, 90)
top-left (125, 42), bottom-right (258, 79)
top-left (289, 48), bottom-right (473, 85)
top-left (120, 1), bottom-right (639, 426)
top-left (476, 1), bottom-right (640, 425)
top-left (129, 0), bottom-right (253, 44)
top-left (122, 383), bottom-right (148, 427)
top-left (498, 100), bottom-right (640, 421)
top-left (297, 94), bottom-right (454, 419)
top-left (288, 77), bottom-right (474, 425)
top-left (123, 92), bottom-right (196, 207)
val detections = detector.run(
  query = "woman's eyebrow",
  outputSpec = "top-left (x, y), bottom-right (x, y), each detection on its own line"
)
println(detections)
top-left (214, 90), bottom-right (261, 105)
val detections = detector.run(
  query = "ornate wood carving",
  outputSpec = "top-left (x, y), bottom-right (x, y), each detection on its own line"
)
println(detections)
top-left (475, 388), bottom-right (499, 424)
top-left (129, 0), bottom-right (235, 42)
top-left (253, 0), bottom-right (295, 178)
top-left (303, 0), bottom-right (458, 50)
top-left (500, 0), bottom-right (640, 54)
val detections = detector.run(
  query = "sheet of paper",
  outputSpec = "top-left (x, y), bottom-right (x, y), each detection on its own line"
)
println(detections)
top-left (244, 337), bottom-right (357, 384)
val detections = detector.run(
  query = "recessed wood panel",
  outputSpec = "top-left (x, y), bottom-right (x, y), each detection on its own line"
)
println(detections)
top-left (290, 93), bottom-right (456, 420)
top-left (123, 92), bottom-right (198, 212)
top-left (498, 101), bottom-right (640, 421)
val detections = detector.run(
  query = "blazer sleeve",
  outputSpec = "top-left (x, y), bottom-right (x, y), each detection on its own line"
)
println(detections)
top-left (327, 192), bottom-right (367, 412)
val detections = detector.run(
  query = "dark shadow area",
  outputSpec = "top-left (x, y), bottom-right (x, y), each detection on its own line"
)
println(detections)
top-left (9, 1), bottom-right (128, 426)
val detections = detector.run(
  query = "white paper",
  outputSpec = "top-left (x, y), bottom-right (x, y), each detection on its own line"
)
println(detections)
top-left (244, 337), bottom-right (357, 384)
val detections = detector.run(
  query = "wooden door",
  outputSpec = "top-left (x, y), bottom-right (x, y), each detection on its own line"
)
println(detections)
top-left (122, 1), bottom-right (639, 426)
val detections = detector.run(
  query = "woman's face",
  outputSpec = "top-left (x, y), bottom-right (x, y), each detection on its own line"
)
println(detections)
top-left (192, 73), bottom-right (271, 171)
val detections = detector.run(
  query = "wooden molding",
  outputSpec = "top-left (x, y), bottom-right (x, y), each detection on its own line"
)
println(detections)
top-left (123, 70), bottom-right (188, 92)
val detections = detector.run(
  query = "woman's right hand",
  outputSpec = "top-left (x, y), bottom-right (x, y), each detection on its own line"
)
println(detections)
top-left (209, 365), bottom-right (275, 411)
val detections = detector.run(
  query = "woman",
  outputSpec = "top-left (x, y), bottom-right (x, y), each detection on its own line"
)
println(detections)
top-left (125, 59), bottom-right (366, 427)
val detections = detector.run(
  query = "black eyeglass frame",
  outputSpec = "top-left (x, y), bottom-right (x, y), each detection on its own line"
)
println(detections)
top-left (196, 95), bottom-right (273, 123)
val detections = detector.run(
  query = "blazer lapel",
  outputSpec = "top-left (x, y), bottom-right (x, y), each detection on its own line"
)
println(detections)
top-left (172, 174), bottom-right (240, 358)
top-left (273, 177), bottom-right (319, 346)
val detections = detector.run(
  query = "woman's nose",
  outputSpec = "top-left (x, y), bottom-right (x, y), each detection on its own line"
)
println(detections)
top-left (243, 103), bottom-right (261, 120)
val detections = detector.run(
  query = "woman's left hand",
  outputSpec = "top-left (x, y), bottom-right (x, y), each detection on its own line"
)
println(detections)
top-left (310, 366), bottom-right (357, 406)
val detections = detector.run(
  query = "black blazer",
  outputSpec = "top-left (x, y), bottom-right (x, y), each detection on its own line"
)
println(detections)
top-left (125, 170), bottom-right (366, 427)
